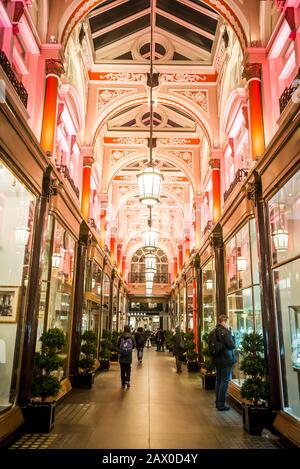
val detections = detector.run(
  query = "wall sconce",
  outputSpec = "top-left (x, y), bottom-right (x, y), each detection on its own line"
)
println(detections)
top-left (15, 226), bottom-right (30, 247)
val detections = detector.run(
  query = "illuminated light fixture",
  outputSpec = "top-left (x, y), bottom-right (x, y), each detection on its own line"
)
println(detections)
top-left (97, 285), bottom-right (101, 295)
top-left (92, 278), bottom-right (96, 289)
top-left (145, 271), bottom-right (155, 282)
top-left (272, 228), bottom-right (289, 252)
top-left (146, 280), bottom-right (153, 290)
top-left (15, 226), bottom-right (30, 247)
top-left (146, 288), bottom-right (152, 295)
top-left (272, 203), bottom-right (288, 252)
top-left (145, 252), bottom-right (156, 270)
top-left (237, 256), bottom-right (248, 272)
top-left (205, 279), bottom-right (213, 290)
top-left (143, 207), bottom-right (159, 250)
top-left (52, 252), bottom-right (62, 268)
top-left (136, 0), bottom-right (163, 206)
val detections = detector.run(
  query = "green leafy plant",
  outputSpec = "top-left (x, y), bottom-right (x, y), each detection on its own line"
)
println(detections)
top-left (184, 332), bottom-right (197, 361)
top-left (31, 328), bottom-right (66, 402)
top-left (110, 330), bottom-right (121, 354)
top-left (201, 332), bottom-right (216, 374)
top-left (100, 330), bottom-right (112, 360)
top-left (79, 330), bottom-right (97, 374)
top-left (165, 330), bottom-right (174, 351)
top-left (240, 332), bottom-right (269, 407)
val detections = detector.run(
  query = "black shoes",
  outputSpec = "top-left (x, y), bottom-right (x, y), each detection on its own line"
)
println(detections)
top-left (126, 381), bottom-right (130, 388)
top-left (217, 406), bottom-right (230, 411)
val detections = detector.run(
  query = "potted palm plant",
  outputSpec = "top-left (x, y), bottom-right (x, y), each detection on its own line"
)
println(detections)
top-left (185, 332), bottom-right (199, 371)
top-left (240, 332), bottom-right (274, 434)
top-left (76, 330), bottom-right (97, 388)
top-left (200, 332), bottom-right (216, 390)
top-left (99, 330), bottom-right (112, 370)
top-left (22, 328), bottom-right (66, 432)
top-left (110, 330), bottom-right (120, 362)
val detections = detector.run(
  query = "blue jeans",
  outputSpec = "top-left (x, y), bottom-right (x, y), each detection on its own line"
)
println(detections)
top-left (215, 366), bottom-right (232, 408)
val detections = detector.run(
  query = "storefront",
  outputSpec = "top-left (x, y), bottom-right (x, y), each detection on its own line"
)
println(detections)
top-left (201, 258), bottom-right (216, 335)
top-left (269, 169), bottom-right (300, 421)
top-left (82, 256), bottom-right (102, 355)
top-left (225, 218), bottom-right (262, 387)
top-left (0, 158), bottom-right (36, 412)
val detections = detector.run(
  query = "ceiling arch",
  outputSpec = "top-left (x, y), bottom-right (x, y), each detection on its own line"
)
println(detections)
top-left (91, 93), bottom-right (213, 149)
top-left (59, 0), bottom-right (250, 53)
top-left (107, 151), bottom-right (197, 194)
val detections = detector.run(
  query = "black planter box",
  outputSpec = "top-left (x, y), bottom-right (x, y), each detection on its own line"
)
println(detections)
top-left (201, 373), bottom-right (216, 390)
top-left (242, 404), bottom-right (275, 435)
top-left (100, 359), bottom-right (110, 370)
top-left (110, 352), bottom-right (119, 362)
top-left (22, 402), bottom-right (56, 433)
top-left (75, 372), bottom-right (94, 389)
top-left (187, 360), bottom-right (199, 372)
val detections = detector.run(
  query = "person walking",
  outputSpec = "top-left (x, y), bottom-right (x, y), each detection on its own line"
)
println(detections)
top-left (145, 330), bottom-right (151, 348)
top-left (213, 314), bottom-right (236, 411)
top-left (118, 325), bottom-right (136, 389)
top-left (172, 326), bottom-right (185, 373)
top-left (134, 327), bottom-right (145, 363)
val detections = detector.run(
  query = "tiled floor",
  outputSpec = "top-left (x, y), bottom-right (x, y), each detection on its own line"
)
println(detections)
top-left (11, 349), bottom-right (281, 449)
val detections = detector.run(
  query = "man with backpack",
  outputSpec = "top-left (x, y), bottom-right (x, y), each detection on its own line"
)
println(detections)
top-left (208, 314), bottom-right (236, 411)
top-left (118, 325), bottom-right (136, 389)
top-left (134, 327), bottom-right (145, 363)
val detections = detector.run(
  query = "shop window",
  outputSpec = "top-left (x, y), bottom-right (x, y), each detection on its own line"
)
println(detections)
top-left (102, 273), bottom-right (110, 332)
top-left (82, 260), bottom-right (102, 352)
top-left (187, 281), bottom-right (194, 331)
top-left (0, 160), bottom-right (36, 410)
top-left (202, 259), bottom-right (216, 335)
top-left (225, 219), bottom-right (261, 387)
top-left (269, 170), bottom-right (300, 420)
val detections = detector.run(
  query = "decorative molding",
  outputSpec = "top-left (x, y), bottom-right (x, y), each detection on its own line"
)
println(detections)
top-left (157, 137), bottom-right (200, 146)
top-left (209, 158), bottom-right (221, 170)
top-left (242, 63), bottom-right (262, 82)
top-left (161, 73), bottom-right (217, 83)
top-left (89, 71), bottom-right (145, 82)
top-left (171, 89), bottom-right (208, 113)
top-left (45, 58), bottom-right (64, 77)
top-left (105, 136), bottom-right (147, 145)
top-left (111, 149), bottom-right (135, 161)
top-left (97, 88), bottom-right (134, 109)
top-left (166, 150), bottom-right (193, 167)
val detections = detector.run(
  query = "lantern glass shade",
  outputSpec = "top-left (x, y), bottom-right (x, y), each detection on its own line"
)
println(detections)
top-left (145, 271), bottom-right (155, 282)
top-left (92, 278), bottom-right (96, 289)
top-left (137, 166), bottom-right (163, 206)
top-left (142, 228), bottom-right (158, 250)
top-left (15, 226), bottom-right (30, 247)
top-left (145, 253), bottom-right (156, 270)
top-left (146, 280), bottom-right (153, 290)
top-left (52, 252), bottom-right (62, 268)
top-left (272, 229), bottom-right (288, 251)
top-left (206, 279), bottom-right (213, 290)
top-left (146, 288), bottom-right (152, 295)
top-left (237, 256), bottom-right (248, 272)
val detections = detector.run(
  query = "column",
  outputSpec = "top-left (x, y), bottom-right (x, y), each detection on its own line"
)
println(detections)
top-left (178, 244), bottom-right (183, 273)
top-left (246, 172), bottom-right (281, 410)
top-left (210, 224), bottom-right (226, 320)
top-left (184, 234), bottom-right (190, 263)
top-left (110, 234), bottom-right (116, 264)
top-left (40, 58), bottom-right (64, 156)
top-left (99, 195), bottom-right (108, 248)
top-left (81, 147), bottom-right (94, 220)
top-left (209, 158), bottom-right (221, 223)
top-left (117, 243), bottom-right (122, 270)
top-left (194, 194), bottom-right (203, 249)
top-left (173, 256), bottom-right (178, 280)
top-left (242, 63), bottom-right (265, 160)
top-left (122, 255), bottom-right (126, 280)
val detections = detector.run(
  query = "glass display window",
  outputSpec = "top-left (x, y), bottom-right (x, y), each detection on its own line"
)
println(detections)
top-left (102, 273), bottom-right (111, 332)
top-left (0, 160), bottom-right (36, 409)
top-left (269, 170), bottom-right (300, 420)
top-left (225, 219), bottom-right (261, 387)
top-left (112, 283), bottom-right (118, 330)
top-left (202, 259), bottom-right (216, 335)
top-left (269, 170), bottom-right (300, 265)
top-left (179, 287), bottom-right (185, 331)
top-left (187, 281), bottom-right (194, 331)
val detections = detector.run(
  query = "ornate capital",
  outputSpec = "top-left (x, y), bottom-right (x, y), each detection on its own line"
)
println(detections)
top-left (45, 59), bottom-right (65, 78)
top-left (242, 63), bottom-right (262, 82)
top-left (209, 158), bottom-right (221, 170)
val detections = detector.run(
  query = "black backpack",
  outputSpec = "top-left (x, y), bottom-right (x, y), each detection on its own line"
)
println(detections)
top-left (207, 328), bottom-right (223, 357)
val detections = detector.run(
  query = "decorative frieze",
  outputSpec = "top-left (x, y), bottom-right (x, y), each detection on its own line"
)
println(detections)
top-left (90, 71), bottom-right (145, 82)
top-left (161, 73), bottom-right (217, 83)
top-left (157, 137), bottom-right (200, 146)
top-left (171, 89), bottom-right (208, 113)
top-left (98, 88), bottom-right (135, 109)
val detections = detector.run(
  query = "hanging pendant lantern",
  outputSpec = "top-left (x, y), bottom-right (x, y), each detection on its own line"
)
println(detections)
top-left (146, 280), bottom-right (153, 290)
top-left (52, 252), bottom-right (62, 268)
top-left (142, 227), bottom-right (158, 250)
top-left (15, 226), bottom-right (30, 247)
top-left (237, 256), bottom-right (248, 272)
top-left (137, 166), bottom-right (163, 206)
top-left (272, 228), bottom-right (289, 252)
top-left (146, 288), bottom-right (153, 295)
top-left (145, 270), bottom-right (155, 282)
top-left (145, 252), bottom-right (156, 270)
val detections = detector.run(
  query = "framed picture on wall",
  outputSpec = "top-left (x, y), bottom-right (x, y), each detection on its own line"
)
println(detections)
top-left (0, 287), bottom-right (20, 322)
